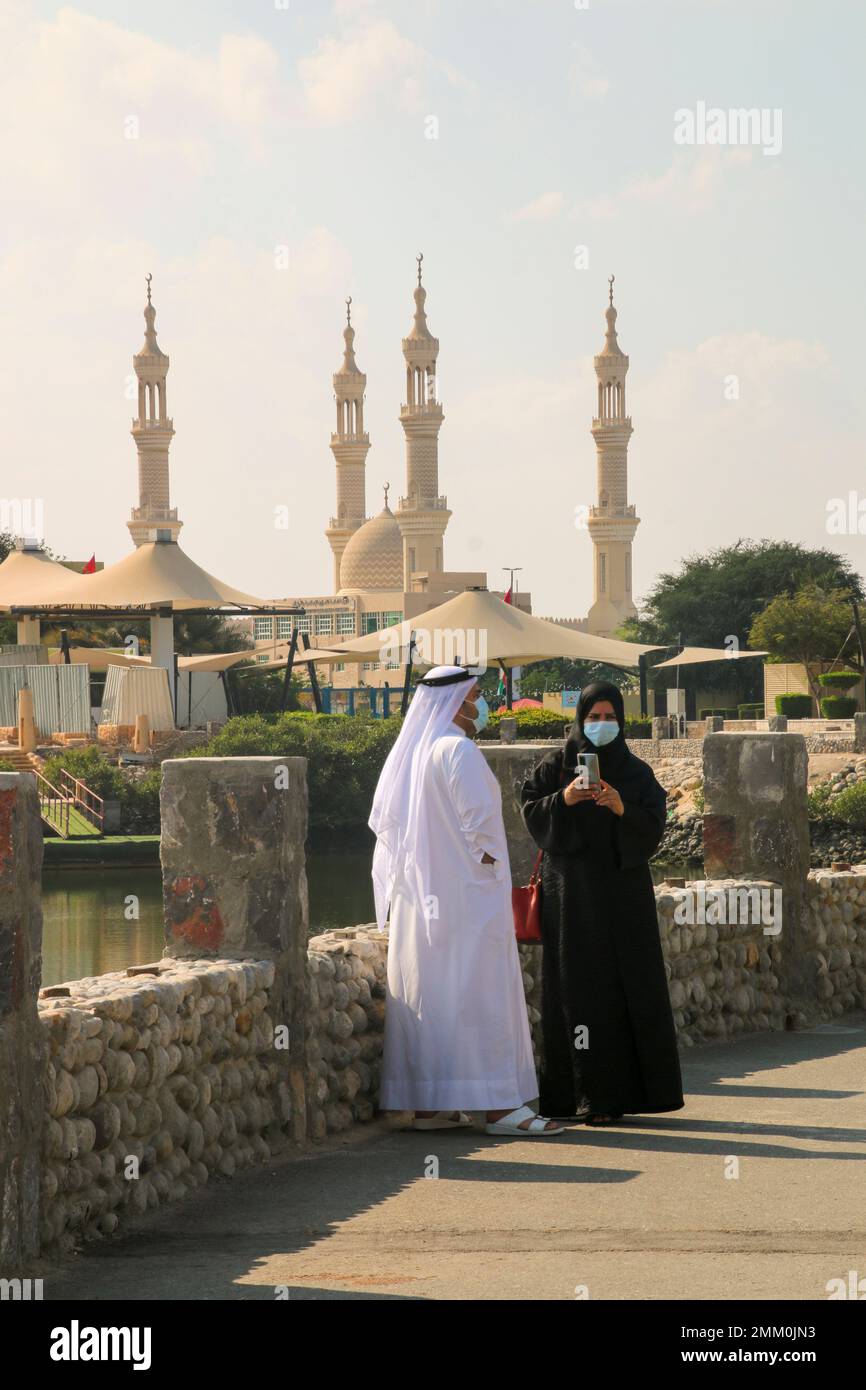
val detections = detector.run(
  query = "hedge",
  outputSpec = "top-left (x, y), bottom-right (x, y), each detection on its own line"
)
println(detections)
top-left (775, 693), bottom-right (813, 718)
top-left (819, 696), bottom-right (858, 718)
top-left (828, 781), bottom-right (866, 829)
top-left (817, 670), bottom-right (861, 690)
top-left (478, 707), bottom-right (567, 741)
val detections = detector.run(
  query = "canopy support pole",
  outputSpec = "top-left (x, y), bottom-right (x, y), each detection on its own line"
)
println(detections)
top-left (301, 633), bottom-right (322, 713)
top-left (400, 633), bottom-right (415, 716)
top-left (499, 660), bottom-right (513, 711)
top-left (218, 668), bottom-right (235, 718)
top-left (638, 652), bottom-right (648, 718)
top-left (280, 629), bottom-right (299, 711)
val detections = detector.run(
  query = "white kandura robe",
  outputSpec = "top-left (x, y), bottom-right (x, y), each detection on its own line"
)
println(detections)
top-left (380, 732), bottom-right (538, 1111)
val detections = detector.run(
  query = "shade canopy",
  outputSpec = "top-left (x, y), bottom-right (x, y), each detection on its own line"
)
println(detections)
top-left (0, 547), bottom-right (90, 611)
top-left (8, 540), bottom-right (293, 613)
top-left (47, 647), bottom-right (256, 672)
top-left (652, 645), bottom-right (768, 670)
top-left (300, 589), bottom-right (659, 670)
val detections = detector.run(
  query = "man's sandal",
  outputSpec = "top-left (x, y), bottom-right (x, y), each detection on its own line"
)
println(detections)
top-left (485, 1105), bottom-right (565, 1136)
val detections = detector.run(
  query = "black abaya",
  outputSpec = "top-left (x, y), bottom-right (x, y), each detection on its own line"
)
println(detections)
top-left (520, 683), bottom-right (684, 1119)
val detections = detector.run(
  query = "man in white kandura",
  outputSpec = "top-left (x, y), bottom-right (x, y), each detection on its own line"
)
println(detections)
top-left (370, 664), bottom-right (564, 1136)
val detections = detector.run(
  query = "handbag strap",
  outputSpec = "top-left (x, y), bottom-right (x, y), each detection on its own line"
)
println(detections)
top-left (529, 847), bottom-right (543, 884)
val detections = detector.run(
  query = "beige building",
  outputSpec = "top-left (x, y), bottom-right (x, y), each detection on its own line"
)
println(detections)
top-left (127, 275), bottom-right (182, 547)
top-left (251, 257), bottom-right (514, 686)
top-left (585, 277), bottom-right (639, 638)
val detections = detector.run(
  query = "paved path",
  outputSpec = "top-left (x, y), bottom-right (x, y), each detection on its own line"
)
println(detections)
top-left (45, 1017), bottom-right (866, 1301)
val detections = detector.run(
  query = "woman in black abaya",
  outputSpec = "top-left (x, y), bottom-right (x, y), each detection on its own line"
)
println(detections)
top-left (520, 681), bottom-right (684, 1124)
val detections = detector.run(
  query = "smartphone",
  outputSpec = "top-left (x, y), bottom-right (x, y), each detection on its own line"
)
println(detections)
top-left (573, 752), bottom-right (601, 789)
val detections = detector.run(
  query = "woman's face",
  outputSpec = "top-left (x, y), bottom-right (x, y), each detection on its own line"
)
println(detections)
top-left (584, 698), bottom-right (619, 725)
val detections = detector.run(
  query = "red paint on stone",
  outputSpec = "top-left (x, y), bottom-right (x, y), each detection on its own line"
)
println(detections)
top-left (168, 874), bottom-right (225, 950)
top-left (0, 788), bottom-right (16, 882)
top-left (703, 813), bottom-right (737, 871)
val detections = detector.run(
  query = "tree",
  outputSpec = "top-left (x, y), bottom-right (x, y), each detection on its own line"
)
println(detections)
top-left (749, 584), bottom-right (861, 704)
top-left (622, 539), bottom-right (865, 706)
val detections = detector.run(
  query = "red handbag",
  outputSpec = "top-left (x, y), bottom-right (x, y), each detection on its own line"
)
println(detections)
top-left (512, 849), bottom-right (544, 943)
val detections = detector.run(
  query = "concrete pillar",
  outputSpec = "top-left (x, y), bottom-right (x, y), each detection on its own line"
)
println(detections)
top-left (705, 715), bottom-right (724, 733)
top-left (16, 616), bottom-right (40, 645)
top-left (767, 715), bottom-right (787, 732)
top-left (652, 716), bottom-right (669, 739)
top-left (854, 712), bottom-right (866, 752)
top-left (149, 613), bottom-right (175, 680)
top-left (133, 713), bottom-right (150, 753)
top-left (17, 688), bottom-right (37, 753)
top-left (0, 772), bottom-right (46, 1269)
top-left (160, 756), bottom-right (310, 1140)
top-left (499, 716), bottom-right (518, 744)
top-left (702, 732), bottom-right (811, 1006)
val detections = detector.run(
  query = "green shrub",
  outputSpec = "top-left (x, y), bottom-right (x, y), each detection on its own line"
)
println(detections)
top-left (807, 780), bottom-right (834, 822)
top-left (42, 746), bottom-right (125, 800)
top-left (737, 703), bottom-right (764, 718)
top-left (775, 693), bottom-right (813, 718)
top-left (829, 781), bottom-right (866, 829)
top-left (120, 767), bottom-right (162, 834)
top-left (624, 716), bottom-right (652, 738)
top-left (478, 707), bottom-right (568, 741)
top-left (819, 695), bottom-right (858, 718)
top-left (817, 670), bottom-right (860, 690)
top-left (0, 758), bottom-right (15, 773)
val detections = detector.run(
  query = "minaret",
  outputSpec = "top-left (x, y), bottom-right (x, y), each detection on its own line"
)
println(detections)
top-left (396, 253), bottom-right (450, 588)
top-left (127, 275), bottom-right (181, 547)
top-left (325, 298), bottom-right (370, 591)
top-left (585, 276), bottom-right (639, 636)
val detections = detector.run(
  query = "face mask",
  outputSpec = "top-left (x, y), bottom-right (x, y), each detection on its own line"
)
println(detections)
top-left (471, 695), bottom-right (490, 733)
top-left (583, 719), bottom-right (618, 747)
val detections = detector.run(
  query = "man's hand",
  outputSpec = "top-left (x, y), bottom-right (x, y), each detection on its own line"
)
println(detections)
top-left (596, 780), bottom-right (624, 816)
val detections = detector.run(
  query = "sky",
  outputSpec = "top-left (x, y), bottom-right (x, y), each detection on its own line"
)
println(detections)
top-left (2, 0), bottom-right (864, 618)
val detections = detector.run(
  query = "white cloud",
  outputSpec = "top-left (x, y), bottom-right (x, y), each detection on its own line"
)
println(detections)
top-left (568, 44), bottom-right (609, 101)
top-left (505, 191), bottom-right (566, 224)
top-left (298, 18), bottom-right (428, 125)
top-left (577, 148), bottom-right (753, 220)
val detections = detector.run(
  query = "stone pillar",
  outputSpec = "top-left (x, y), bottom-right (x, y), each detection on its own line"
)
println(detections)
top-left (702, 732), bottom-right (811, 1006)
top-left (482, 743), bottom-right (563, 884)
top-left (0, 773), bottom-right (46, 1269)
top-left (854, 712), bottom-right (866, 752)
top-left (499, 716), bottom-right (517, 744)
top-left (652, 716), bottom-right (669, 739)
top-left (160, 757), bottom-right (309, 1141)
top-left (705, 715), bottom-right (724, 733)
top-left (17, 688), bottom-right (37, 753)
top-left (767, 715), bottom-right (787, 732)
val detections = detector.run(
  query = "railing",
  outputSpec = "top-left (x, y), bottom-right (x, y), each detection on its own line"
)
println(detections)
top-left (58, 769), bottom-right (105, 832)
top-left (33, 769), bottom-right (71, 838)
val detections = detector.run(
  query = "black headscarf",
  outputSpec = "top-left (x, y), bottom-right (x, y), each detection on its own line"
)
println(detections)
top-left (565, 680), bottom-right (632, 783)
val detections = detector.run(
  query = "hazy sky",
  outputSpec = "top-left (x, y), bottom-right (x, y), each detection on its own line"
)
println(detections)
top-left (2, 0), bottom-right (864, 617)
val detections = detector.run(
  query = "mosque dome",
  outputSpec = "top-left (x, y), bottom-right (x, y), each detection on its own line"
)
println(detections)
top-left (339, 501), bottom-right (404, 592)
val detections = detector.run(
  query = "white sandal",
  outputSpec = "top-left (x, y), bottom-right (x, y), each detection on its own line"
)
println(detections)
top-left (412, 1111), bottom-right (473, 1130)
top-left (485, 1105), bottom-right (565, 1137)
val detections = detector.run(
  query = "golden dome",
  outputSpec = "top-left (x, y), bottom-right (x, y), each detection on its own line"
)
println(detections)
top-left (339, 504), bottom-right (403, 592)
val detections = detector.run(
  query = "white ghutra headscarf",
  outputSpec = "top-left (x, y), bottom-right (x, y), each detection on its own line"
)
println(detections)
top-left (369, 665), bottom-right (476, 929)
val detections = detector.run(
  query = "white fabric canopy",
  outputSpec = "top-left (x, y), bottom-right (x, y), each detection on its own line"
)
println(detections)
top-left (0, 547), bottom-right (90, 611)
top-left (653, 646), bottom-right (767, 670)
top-left (301, 589), bottom-right (659, 670)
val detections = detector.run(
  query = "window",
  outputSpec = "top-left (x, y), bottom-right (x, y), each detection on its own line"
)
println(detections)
top-left (598, 553), bottom-right (607, 594)
top-left (625, 552), bottom-right (632, 593)
top-left (409, 547), bottom-right (416, 573)
top-left (256, 653), bottom-right (269, 664)
top-left (315, 614), bottom-right (332, 636)
top-left (254, 617), bottom-right (273, 641)
top-left (277, 616), bottom-right (294, 639)
top-left (295, 615), bottom-right (312, 635)
top-left (336, 611), bottom-right (355, 636)
top-left (363, 610), bottom-right (403, 635)
top-left (334, 663), bottom-right (345, 673)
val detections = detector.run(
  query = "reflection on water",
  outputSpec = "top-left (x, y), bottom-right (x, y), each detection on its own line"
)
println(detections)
top-left (41, 869), bottom-right (165, 987)
top-left (40, 853), bottom-right (697, 987)
top-left (40, 854), bottom-right (378, 988)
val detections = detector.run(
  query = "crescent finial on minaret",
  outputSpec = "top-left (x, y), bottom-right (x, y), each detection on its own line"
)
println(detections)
top-left (383, 481), bottom-right (390, 509)
top-left (416, 252), bottom-right (424, 285)
top-left (346, 295), bottom-right (352, 325)
top-left (608, 274), bottom-right (615, 306)
top-left (146, 272), bottom-right (153, 304)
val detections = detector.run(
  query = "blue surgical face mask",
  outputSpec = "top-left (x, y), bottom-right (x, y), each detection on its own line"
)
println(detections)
top-left (472, 695), bottom-right (490, 733)
top-left (583, 719), bottom-right (618, 747)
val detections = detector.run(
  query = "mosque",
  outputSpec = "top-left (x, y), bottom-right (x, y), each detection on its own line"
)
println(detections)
top-left (249, 258), bottom-right (641, 681)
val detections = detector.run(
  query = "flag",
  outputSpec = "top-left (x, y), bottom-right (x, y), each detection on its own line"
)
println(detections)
top-left (503, 587), bottom-right (512, 605)
top-left (82, 554), bottom-right (96, 574)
